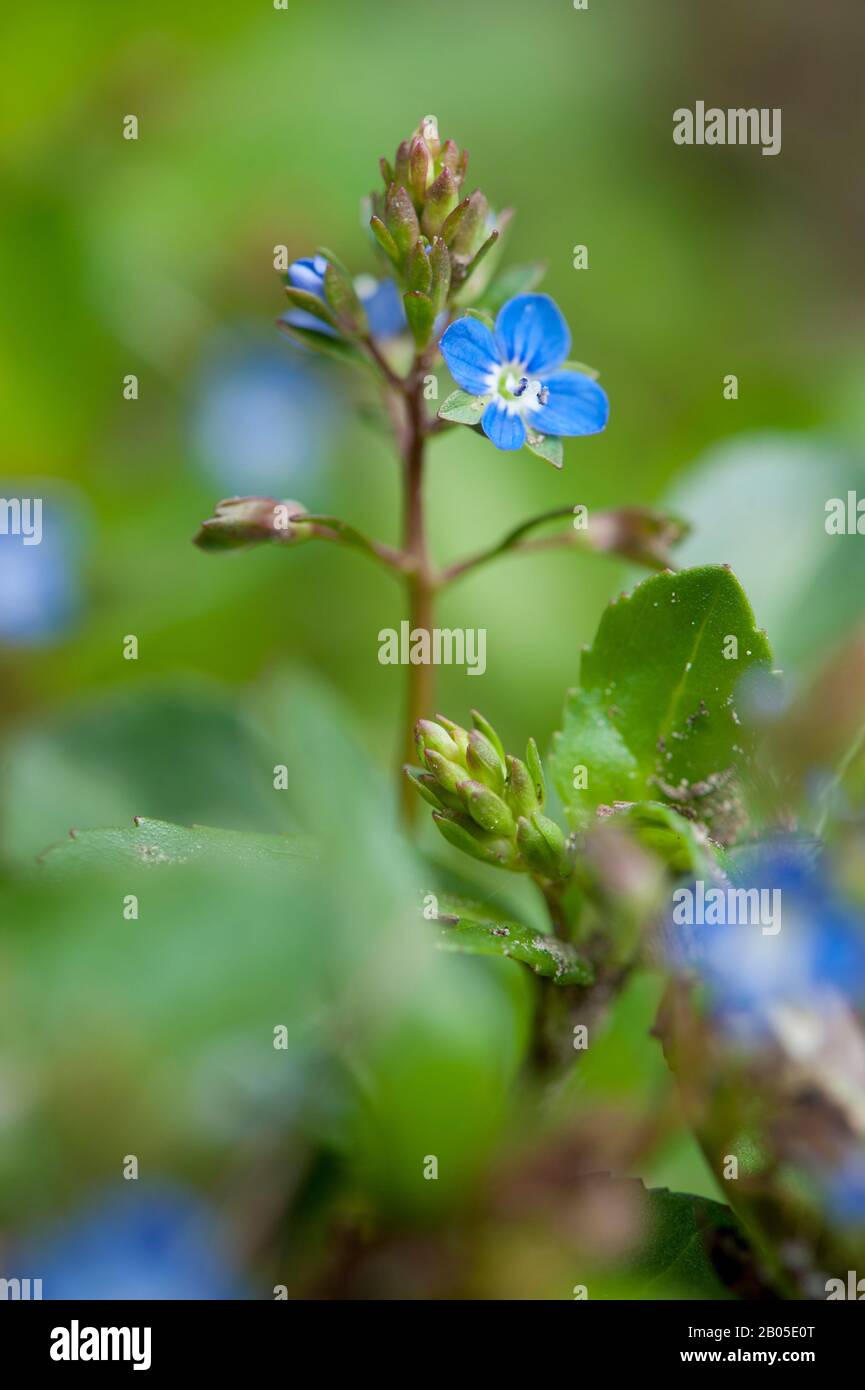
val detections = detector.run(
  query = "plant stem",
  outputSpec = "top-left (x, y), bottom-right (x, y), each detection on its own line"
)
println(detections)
top-left (538, 880), bottom-right (568, 939)
top-left (399, 364), bottom-right (436, 826)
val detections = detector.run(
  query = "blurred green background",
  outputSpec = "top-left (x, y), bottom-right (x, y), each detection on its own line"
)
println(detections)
top-left (1, 0), bottom-right (864, 1299)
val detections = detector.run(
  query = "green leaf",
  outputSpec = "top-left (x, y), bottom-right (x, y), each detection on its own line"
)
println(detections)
top-left (524, 429), bottom-right (563, 470)
top-left (477, 261), bottom-right (546, 315)
top-left (434, 895), bottom-right (593, 986)
top-left (39, 817), bottom-right (317, 874)
top-left (630, 1188), bottom-right (751, 1299)
top-left (597, 800), bottom-right (727, 879)
top-left (551, 565), bottom-right (775, 838)
top-left (437, 389), bottom-right (487, 426)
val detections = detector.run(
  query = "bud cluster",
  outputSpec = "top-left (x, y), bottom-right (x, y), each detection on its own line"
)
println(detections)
top-left (369, 116), bottom-right (508, 348)
top-left (407, 711), bottom-right (571, 880)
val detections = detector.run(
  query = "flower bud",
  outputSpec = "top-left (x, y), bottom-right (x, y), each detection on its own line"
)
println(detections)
top-left (194, 497), bottom-right (309, 551)
top-left (421, 167), bottom-right (459, 238)
top-left (385, 183), bottom-right (420, 257)
top-left (421, 748), bottom-right (466, 796)
top-left (429, 238), bottom-right (451, 315)
top-left (526, 737), bottom-right (547, 806)
top-left (505, 755), bottom-right (539, 819)
top-left (432, 812), bottom-right (519, 870)
top-left (466, 729), bottom-right (505, 794)
top-left (409, 136), bottom-right (433, 208)
top-left (323, 257), bottom-right (367, 336)
top-left (404, 290), bottom-right (436, 349)
top-left (415, 718), bottom-right (460, 763)
top-left (406, 240), bottom-right (432, 295)
top-left (370, 215), bottom-right (401, 268)
top-left (394, 140), bottom-right (412, 187)
top-left (515, 814), bottom-right (562, 880)
top-left (448, 190), bottom-right (489, 258)
top-left (459, 779), bottom-right (515, 836)
top-left (408, 709), bottom-right (571, 882)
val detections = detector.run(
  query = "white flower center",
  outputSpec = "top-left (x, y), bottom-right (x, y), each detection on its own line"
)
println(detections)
top-left (486, 365), bottom-right (549, 415)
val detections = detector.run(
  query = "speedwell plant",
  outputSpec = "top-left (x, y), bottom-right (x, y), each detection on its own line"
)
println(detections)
top-left (189, 118), bottom-right (865, 1298)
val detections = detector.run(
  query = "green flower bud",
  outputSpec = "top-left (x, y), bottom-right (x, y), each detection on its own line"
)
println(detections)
top-left (408, 708), bottom-right (572, 884)
top-left (448, 190), bottom-right (488, 258)
top-left (458, 779), bottom-right (515, 836)
top-left (429, 237), bottom-right (451, 315)
top-left (403, 766), bottom-right (442, 810)
top-left (385, 184), bottom-right (420, 257)
top-left (409, 135), bottom-right (432, 209)
top-left (404, 290), bottom-right (436, 349)
top-left (432, 812), bottom-right (519, 870)
top-left (434, 714), bottom-right (469, 760)
top-left (526, 737), bottom-right (547, 807)
top-left (466, 729), bottom-right (505, 794)
top-left (415, 718), bottom-right (460, 763)
top-left (406, 241), bottom-right (432, 295)
top-left (516, 814), bottom-right (559, 879)
top-left (421, 748), bottom-right (466, 796)
top-left (323, 257), bottom-right (367, 336)
top-left (504, 755), bottom-right (539, 819)
top-left (421, 167), bottom-right (459, 238)
top-left (439, 139), bottom-right (468, 186)
top-left (394, 140), bottom-right (412, 187)
top-left (370, 215), bottom-right (401, 268)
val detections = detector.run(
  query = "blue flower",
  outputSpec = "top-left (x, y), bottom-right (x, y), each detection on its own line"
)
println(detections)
top-left (824, 1150), bottom-right (865, 1227)
top-left (282, 257), bottom-right (406, 341)
top-left (354, 274), bottom-right (406, 340)
top-left (283, 255), bottom-right (334, 334)
top-left (666, 846), bottom-right (865, 1038)
top-left (439, 293), bottom-right (609, 451)
top-left (0, 491), bottom-right (83, 645)
top-left (192, 343), bottom-right (343, 492)
top-left (15, 1187), bottom-right (244, 1300)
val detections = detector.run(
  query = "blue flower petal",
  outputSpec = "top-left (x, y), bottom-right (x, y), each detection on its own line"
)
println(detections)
top-left (440, 317), bottom-right (499, 395)
top-left (482, 399), bottom-right (526, 451)
top-left (494, 294), bottom-right (571, 376)
top-left (360, 278), bottom-right (406, 340)
top-left (288, 257), bottom-right (327, 297)
top-left (279, 309), bottom-right (339, 339)
top-left (532, 369), bottom-right (609, 436)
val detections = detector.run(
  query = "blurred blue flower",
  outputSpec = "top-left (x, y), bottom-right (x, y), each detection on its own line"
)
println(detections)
top-left (353, 273), bottom-right (406, 340)
top-left (666, 846), bottom-right (865, 1037)
top-left (284, 255), bottom-right (337, 336)
top-left (440, 293), bottom-right (609, 451)
top-left (17, 1187), bottom-right (243, 1300)
top-left (283, 256), bottom-right (406, 341)
top-left (824, 1150), bottom-right (865, 1227)
top-left (192, 342), bottom-right (343, 493)
top-left (0, 491), bottom-right (83, 646)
